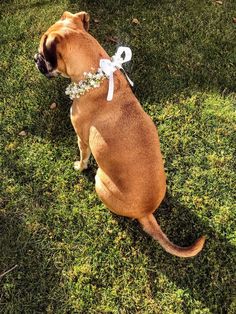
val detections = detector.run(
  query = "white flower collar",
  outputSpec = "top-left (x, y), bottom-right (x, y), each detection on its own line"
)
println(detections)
top-left (65, 46), bottom-right (134, 101)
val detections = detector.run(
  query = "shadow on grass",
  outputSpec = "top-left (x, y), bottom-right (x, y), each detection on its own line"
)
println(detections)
top-left (68, 0), bottom-right (235, 103)
top-left (1, 0), bottom-right (53, 11)
top-left (0, 210), bottom-right (64, 313)
top-left (28, 75), bottom-right (74, 145)
top-left (113, 193), bottom-right (235, 313)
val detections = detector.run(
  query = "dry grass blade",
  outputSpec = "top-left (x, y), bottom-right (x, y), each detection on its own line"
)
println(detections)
top-left (0, 265), bottom-right (18, 279)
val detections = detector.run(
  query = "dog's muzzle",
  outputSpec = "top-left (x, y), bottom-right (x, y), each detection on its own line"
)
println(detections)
top-left (34, 53), bottom-right (57, 79)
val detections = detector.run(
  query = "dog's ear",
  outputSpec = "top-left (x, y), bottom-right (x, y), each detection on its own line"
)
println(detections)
top-left (75, 11), bottom-right (90, 32)
top-left (43, 33), bottom-right (60, 68)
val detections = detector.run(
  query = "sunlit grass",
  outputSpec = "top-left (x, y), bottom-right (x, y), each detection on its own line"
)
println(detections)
top-left (0, 0), bottom-right (235, 313)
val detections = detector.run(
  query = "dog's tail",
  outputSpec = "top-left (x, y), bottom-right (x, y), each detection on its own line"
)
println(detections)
top-left (138, 214), bottom-right (205, 258)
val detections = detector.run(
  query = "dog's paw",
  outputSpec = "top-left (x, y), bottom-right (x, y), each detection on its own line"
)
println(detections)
top-left (74, 160), bottom-right (88, 171)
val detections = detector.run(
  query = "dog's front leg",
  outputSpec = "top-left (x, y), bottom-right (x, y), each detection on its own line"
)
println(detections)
top-left (74, 136), bottom-right (91, 171)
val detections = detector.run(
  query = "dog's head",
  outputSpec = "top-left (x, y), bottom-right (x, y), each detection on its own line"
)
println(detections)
top-left (34, 11), bottom-right (92, 79)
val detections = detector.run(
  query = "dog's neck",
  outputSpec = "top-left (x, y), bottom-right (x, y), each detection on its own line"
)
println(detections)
top-left (66, 46), bottom-right (133, 102)
top-left (65, 34), bottom-right (110, 83)
top-left (68, 53), bottom-right (107, 83)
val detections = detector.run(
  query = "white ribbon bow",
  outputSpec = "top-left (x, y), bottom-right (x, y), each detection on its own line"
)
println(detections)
top-left (100, 46), bottom-right (134, 101)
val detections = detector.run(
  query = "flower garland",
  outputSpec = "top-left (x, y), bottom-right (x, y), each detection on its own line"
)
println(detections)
top-left (65, 69), bottom-right (106, 100)
top-left (65, 46), bottom-right (133, 101)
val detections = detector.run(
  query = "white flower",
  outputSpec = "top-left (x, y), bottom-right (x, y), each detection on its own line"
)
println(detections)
top-left (65, 68), bottom-right (106, 100)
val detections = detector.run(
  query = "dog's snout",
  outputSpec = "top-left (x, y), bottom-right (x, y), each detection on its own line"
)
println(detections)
top-left (33, 53), bottom-right (38, 62)
top-left (34, 53), bottom-right (44, 64)
top-left (34, 52), bottom-right (58, 79)
top-left (34, 53), bottom-right (48, 75)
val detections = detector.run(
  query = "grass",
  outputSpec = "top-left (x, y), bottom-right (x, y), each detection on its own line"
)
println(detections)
top-left (0, 0), bottom-right (235, 313)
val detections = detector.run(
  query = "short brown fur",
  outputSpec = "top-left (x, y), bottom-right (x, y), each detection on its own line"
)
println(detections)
top-left (37, 11), bottom-right (205, 257)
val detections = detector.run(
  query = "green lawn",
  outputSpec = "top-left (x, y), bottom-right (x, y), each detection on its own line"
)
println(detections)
top-left (0, 0), bottom-right (235, 313)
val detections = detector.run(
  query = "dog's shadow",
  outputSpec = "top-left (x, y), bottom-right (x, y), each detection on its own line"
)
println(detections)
top-left (113, 193), bottom-right (235, 313)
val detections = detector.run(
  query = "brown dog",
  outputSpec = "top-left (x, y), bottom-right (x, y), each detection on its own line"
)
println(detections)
top-left (34, 11), bottom-right (205, 257)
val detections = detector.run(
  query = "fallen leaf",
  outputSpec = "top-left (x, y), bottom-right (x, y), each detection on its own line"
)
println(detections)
top-left (106, 36), bottom-right (119, 43)
top-left (233, 17), bottom-right (236, 24)
top-left (50, 102), bottom-right (57, 109)
top-left (132, 18), bottom-right (140, 25)
top-left (215, 0), bottom-right (223, 5)
top-left (94, 18), bottom-right (100, 23)
top-left (19, 130), bottom-right (27, 136)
